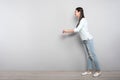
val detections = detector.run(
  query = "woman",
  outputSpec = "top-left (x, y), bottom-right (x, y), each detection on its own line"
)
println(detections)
top-left (62, 7), bottom-right (101, 77)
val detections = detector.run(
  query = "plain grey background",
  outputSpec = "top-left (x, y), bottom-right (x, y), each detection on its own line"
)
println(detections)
top-left (0, 0), bottom-right (120, 71)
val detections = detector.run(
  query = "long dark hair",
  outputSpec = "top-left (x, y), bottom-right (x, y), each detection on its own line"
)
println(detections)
top-left (76, 7), bottom-right (85, 27)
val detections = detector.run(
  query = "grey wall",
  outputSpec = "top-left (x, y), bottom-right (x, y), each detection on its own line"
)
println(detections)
top-left (0, 0), bottom-right (120, 71)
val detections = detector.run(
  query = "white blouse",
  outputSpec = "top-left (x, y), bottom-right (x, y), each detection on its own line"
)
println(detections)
top-left (74, 18), bottom-right (93, 40)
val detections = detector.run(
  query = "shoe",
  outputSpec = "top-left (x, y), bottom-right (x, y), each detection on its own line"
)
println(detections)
top-left (93, 72), bottom-right (101, 77)
top-left (82, 71), bottom-right (92, 76)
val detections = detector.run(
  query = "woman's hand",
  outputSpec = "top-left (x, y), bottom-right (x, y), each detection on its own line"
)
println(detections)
top-left (63, 30), bottom-right (66, 33)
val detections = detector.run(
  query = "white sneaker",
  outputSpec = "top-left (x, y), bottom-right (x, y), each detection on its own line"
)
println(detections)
top-left (82, 71), bottom-right (92, 76)
top-left (93, 72), bottom-right (101, 77)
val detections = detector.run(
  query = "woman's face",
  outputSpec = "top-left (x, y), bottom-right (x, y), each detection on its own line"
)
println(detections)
top-left (75, 10), bottom-right (80, 18)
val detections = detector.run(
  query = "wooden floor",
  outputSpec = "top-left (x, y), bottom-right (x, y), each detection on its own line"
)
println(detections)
top-left (0, 71), bottom-right (120, 80)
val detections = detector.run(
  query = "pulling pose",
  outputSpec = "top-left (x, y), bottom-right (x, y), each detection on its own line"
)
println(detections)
top-left (63, 7), bottom-right (101, 77)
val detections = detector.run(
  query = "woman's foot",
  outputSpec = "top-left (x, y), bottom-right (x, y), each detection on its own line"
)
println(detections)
top-left (82, 71), bottom-right (92, 76)
top-left (93, 71), bottom-right (101, 77)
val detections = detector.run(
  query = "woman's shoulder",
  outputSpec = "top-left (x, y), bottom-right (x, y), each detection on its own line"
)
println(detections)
top-left (81, 18), bottom-right (87, 23)
top-left (81, 18), bottom-right (87, 21)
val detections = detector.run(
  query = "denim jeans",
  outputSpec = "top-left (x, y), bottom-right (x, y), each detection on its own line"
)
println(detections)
top-left (82, 39), bottom-right (100, 71)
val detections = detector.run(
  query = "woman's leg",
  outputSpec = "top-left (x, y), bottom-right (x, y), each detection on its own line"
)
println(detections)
top-left (82, 39), bottom-right (101, 77)
top-left (81, 40), bottom-right (93, 76)
top-left (86, 39), bottom-right (101, 72)
top-left (82, 40), bottom-right (93, 71)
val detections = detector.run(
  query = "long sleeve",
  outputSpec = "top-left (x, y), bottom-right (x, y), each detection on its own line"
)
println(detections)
top-left (74, 18), bottom-right (87, 32)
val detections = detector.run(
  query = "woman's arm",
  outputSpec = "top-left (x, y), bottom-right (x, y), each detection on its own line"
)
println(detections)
top-left (63, 18), bottom-right (86, 33)
top-left (63, 29), bottom-right (74, 33)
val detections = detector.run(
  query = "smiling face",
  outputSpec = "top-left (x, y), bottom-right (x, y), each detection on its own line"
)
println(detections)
top-left (74, 10), bottom-right (81, 18)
